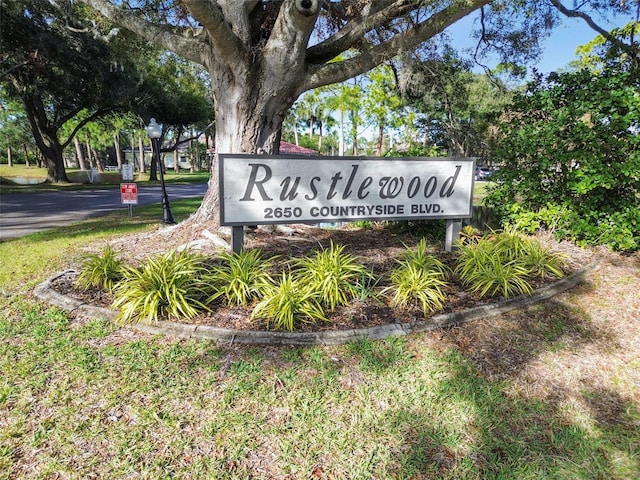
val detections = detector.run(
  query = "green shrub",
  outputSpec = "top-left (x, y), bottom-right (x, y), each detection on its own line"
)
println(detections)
top-left (559, 206), bottom-right (640, 252)
top-left (382, 239), bottom-right (449, 315)
top-left (387, 219), bottom-right (447, 240)
top-left (251, 271), bottom-right (326, 331)
top-left (456, 247), bottom-right (533, 298)
top-left (455, 230), bottom-right (565, 298)
top-left (383, 264), bottom-right (448, 314)
top-left (506, 204), bottom-right (566, 234)
top-left (112, 250), bottom-right (210, 324)
top-left (487, 65), bottom-right (640, 251)
top-left (203, 249), bottom-right (274, 306)
top-left (293, 241), bottom-right (373, 311)
top-left (502, 203), bottom-right (640, 253)
top-left (75, 244), bottom-right (124, 292)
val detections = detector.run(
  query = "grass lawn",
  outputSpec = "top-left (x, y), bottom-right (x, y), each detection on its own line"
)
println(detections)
top-left (0, 198), bottom-right (639, 478)
top-left (0, 164), bottom-right (209, 194)
top-left (0, 164), bottom-right (48, 180)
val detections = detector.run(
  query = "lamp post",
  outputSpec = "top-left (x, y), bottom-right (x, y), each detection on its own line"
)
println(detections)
top-left (146, 118), bottom-right (176, 225)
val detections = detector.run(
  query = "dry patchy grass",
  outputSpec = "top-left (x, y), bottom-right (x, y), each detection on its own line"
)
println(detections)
top-left (1, 225), bottom-right (639, 479)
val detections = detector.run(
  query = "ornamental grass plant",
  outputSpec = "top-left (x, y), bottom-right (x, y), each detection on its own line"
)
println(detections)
top-left (111, 250), bottom-right (211, 324)
top-left (251, 271), bottom-right (327, 331)
top-left (75, 244), bottom-right (124, 292)
top-left (382, 239), bottom-right (449, 314)
top-left (455, 229), bottom-right (566, 299)
top-left (396, 238), bottom-right (450, 277)
top-left (522, 239), bottom-right (567, 279)
top-left (457, 249), bottom-right (534, 298)
top-left (203, 249), bottom-right (275, 307)
top-left (384, 263), bottom-right (449, 314)
top-left (292, 241), bottom-right (374, 311)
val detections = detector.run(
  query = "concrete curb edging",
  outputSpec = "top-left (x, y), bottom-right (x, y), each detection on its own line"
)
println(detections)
top-left (33, 261), bottom-right (600, 346)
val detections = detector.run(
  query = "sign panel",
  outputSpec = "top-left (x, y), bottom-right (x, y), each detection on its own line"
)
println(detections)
top-left (220, 155), bottom-right (474, 226)
top-left (121, 164), bottom-right (134, 181)
top-left (120, 183), bottom-right (138, 205)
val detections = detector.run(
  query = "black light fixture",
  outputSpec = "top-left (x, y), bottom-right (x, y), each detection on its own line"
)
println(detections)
top-left (146, 118), bottom-right (176, 225)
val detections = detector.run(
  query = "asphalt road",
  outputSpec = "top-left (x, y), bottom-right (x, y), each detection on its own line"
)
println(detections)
top-left (0, 183), bottom-right (208, 241)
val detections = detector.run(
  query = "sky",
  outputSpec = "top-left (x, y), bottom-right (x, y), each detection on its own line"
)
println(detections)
top-left (532, 18), bottom-right (612, 73)
top-left (448, 10), bottom-right (632, 75)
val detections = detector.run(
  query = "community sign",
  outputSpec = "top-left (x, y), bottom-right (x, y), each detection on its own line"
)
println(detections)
top-left (219, 155), bottom-right (474, 226)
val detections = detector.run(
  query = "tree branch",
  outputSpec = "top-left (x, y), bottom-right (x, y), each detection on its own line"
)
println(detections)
top-left (306, 0), bottom-right (416, 64)
top-left (0, 60), bottom-right (31, 80)
top-left (301, 0), bottom-right (489, 92)
top-left (60, 107), bottom-right (116, 150)
top-left (548, 0), bottom-right (637, 57)
top-left (264, 0), bottom-right (321, 66)
top-left (76, 0), bottom-right (219, 65)
top-left (182, 0), bottom-right (247, 60)
top-left (216, 0), bottom-right (261, 46)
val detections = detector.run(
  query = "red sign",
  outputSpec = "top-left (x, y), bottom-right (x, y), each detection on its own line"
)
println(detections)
top-left (120, 183), bottom-right (138, 205)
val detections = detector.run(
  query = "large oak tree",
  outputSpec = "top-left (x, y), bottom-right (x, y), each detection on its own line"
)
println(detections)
top-left (74, 0), bottom-right (637, 226)
top-left (0, 1), bottom-right (146, 182)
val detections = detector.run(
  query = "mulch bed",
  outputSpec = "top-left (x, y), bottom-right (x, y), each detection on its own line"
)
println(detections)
top-left (52, 224), bottom-right (592, 333)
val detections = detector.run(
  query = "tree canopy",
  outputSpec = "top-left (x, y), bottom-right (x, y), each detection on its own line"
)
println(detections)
top-left (0, 1), bottom-right (215, 182)
top-left (0, 0), bottom-right (147, 181)
top-left (399, 50), bottom-right (511, 157)
top-left (62, 1), bottom-right (640, 224)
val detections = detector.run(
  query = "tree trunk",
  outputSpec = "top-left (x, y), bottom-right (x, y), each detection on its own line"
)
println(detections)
top-left (74, 136), bottom-right (87, 170)
top-left (22, 93), bottom-right (69, 182)
top-left (85, 135), bottom-right (102, 173)
top-left (335, 110), bottom-right (345, 156)
top-left (114, 133), bottom-right (123, 170)
top-left (449, 140), bottom-right (465, 157)
top-left (138, 135), bottom-right (146, 174)
top-left (205, 133), bottom-right (212, 166)
top-left (129, 135), bottom-right (136, 171)
top-left (422, 129), bottom-right (430, 148)
top-left (85, 140), bottom-right (94, 169)
top-left (188, 80), bottom-right (293, 226)
top-left (96, 149), bottom-right (105, 172)
top-left (23, 144), bottom-right (30, 167)
top-left (189, 129), bottom-right (196, 173)
top-left (42, 139), bottom-right (69, 182)
top-left (149, 145), bottom-right (158, 181)
top-left (7, 147), bottom-right (12, 167)
top-left (351, 115), bottom-right (358, 156)
top-left (376, 123), bottom-right (384, 157)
